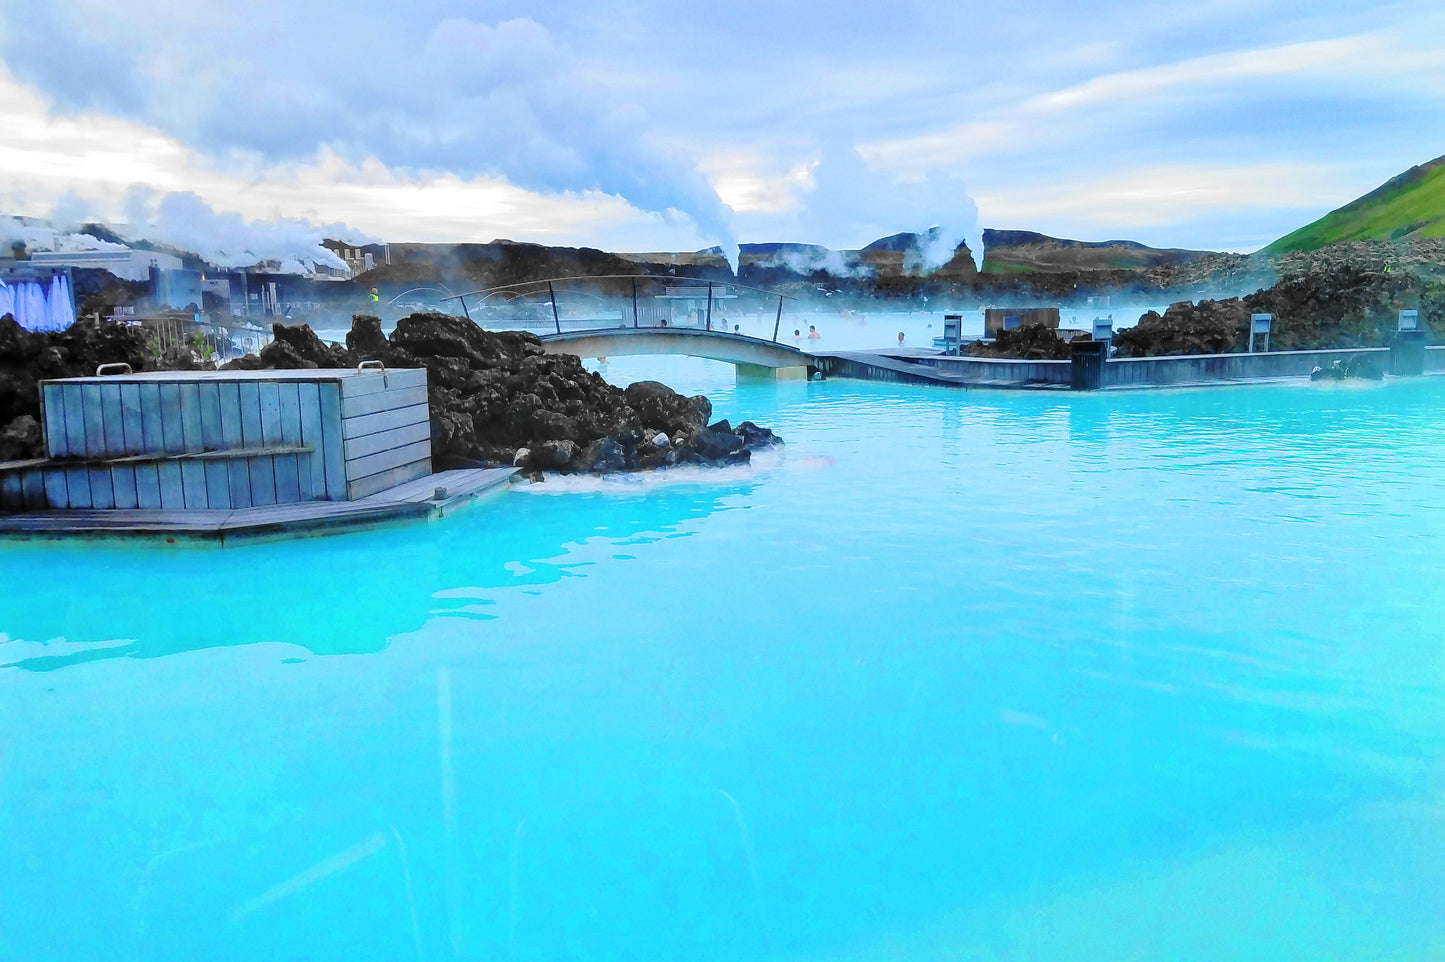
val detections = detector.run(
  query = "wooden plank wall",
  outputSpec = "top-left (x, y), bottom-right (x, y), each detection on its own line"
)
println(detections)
top-left (17, 370), bottom-right (432, 511)
top-left (339, 369), bottom-right (432, 500)
top-left (16, 368), bottom-right (430, 508)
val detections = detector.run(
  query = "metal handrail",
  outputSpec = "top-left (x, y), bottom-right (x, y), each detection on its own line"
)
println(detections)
top-left (440, 274), bottom-right (797, 303)
top-left (441, 273), bottom-right (796, 342)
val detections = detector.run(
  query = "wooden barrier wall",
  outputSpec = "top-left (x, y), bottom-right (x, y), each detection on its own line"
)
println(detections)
top-left (7, 368), bottom-right (430, 511)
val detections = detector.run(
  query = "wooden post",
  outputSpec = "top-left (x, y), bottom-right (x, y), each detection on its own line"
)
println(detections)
top-left (548, 281), bottom-right (561, 335)
top-left (773, 296), bottom-right (783, 342)
top-left (632, 278), bottom-right (639, 328)
top-left (705, 282), bottom-right (713, 331)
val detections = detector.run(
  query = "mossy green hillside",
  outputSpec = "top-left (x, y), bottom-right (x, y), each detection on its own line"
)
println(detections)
top-left (1266, 154), bottom-right (1445, 253)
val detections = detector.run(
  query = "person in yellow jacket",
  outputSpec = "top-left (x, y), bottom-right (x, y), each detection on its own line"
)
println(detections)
top-left (369, 287), bottom-right (381, 303)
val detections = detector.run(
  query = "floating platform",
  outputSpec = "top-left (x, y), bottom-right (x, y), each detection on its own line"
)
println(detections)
top-left (0, 466), bottom-right (517, 543)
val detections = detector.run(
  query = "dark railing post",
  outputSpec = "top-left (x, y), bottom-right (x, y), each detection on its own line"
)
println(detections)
top-left (458, 294), bottom-right (473, 322)
top-left (772, 296), bottom-right (783, 342)
top-left (548, 281), bottom-right (561, 334)
top-left (705, 282), bottom-right (713, 331)
top-left (632, 278), bottom-right (639, 328)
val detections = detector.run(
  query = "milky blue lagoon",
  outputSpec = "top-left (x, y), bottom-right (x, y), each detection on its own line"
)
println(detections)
top-left (5, 361), bottom-right (1445, 960)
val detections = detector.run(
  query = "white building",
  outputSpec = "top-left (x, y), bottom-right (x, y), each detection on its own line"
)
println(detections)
top-left (9, 249), bottom-right (184, 282)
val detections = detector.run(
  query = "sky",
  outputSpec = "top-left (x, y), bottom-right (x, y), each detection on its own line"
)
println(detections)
top-left (0, 0), bottom-right (1441, 260)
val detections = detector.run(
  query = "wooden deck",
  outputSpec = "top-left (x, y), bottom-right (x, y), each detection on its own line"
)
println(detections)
top-left (0, 467), bottom-right (518, 543)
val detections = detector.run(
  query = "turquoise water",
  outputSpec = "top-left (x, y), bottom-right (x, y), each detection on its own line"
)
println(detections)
top-left (6, 362), bottom-right (1445, 960)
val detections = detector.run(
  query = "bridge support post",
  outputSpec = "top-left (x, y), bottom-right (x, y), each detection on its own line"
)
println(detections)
top-left (772, 296), bottom-right (783, 342)
top-left (548, 281), bottom-right (561, 335)
top-left (706, 282), bottom-right (713, 331)
top-left (737, 363), bottom-right (808, 381)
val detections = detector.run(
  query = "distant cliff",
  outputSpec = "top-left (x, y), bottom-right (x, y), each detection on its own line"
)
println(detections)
top-left (980, 229), bottom-right (1215, 273)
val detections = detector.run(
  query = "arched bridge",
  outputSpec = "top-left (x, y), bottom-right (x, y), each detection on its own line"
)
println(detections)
top-left (540, 327), bottom-right (813, 379)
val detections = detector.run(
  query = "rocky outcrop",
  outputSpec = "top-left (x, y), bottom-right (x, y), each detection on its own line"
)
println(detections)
top-left (965, 322), bottom-right (1076, 360)
top-left (0, 311), bottom-right (784, 474)
top-left (238, 313), bottom-right (783, 477)
top-left (1113, 266), bottom-right (1426, 357)
top-left (0, 314), bottom-right (154, 459)
top-left (1112, 301), bottom-right (1245, 356)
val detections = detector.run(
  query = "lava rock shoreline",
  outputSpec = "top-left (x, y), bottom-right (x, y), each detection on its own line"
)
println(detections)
top-left (226, 312), bottom-right (782, 478)
top-left (0, 311), bottom-right (783, 475)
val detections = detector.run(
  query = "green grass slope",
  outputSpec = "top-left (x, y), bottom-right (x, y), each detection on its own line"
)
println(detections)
top-left (1265, 154), bottom-right (1445, 253)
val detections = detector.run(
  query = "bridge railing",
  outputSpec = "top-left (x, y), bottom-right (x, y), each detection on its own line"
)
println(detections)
top-left (439, 274), bottom-right (796, 344)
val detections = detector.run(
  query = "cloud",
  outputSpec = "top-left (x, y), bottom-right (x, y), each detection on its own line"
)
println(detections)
top-left (974, 161), bottom-right (1355, 249)
top-left (0, 2), bottom-right (738, 261)
top-left (3, 0), bottom-right (1441, 259)
top-left (0, 63), bottom-right (709, 253)
top-left (859, 29), bottom-right (1445, 176)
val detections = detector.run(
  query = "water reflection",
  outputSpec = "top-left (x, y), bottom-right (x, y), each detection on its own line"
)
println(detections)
top-left (0, 481), bottom-right (753, 672)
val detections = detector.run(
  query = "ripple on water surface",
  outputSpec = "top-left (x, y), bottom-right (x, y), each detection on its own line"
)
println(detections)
top-left (4, 367), bottom-right (1445, 961)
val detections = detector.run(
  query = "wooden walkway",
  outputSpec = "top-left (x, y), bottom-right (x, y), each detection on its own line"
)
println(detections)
top-left (812, 350), bottom-right (1072, 390)
top-left (0, 467), bottom-right (518, 543)
top-left (812, 351), bottom-right (974, 388)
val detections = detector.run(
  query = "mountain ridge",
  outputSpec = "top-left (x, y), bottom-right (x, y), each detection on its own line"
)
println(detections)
top-left (1265, 153), bottom-right (1445, 253)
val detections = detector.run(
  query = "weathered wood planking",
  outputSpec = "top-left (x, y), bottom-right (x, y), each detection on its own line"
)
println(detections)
top-left (340, 384), bottom-right (427, 419)
top-left (338, 368), bottom-right (427, 399)
top-left (344, 420), bottom-right (429, 460)
top-left (0, 472), bottom-right (21, 512)
top-left (237, 382), bottom-right (275, 506)
top-left (82, 384), bottom-right (115, 508)
top-left (178, 383), bottom-right (208, 508)
top-left (156, 384), bottom-right (186, 509)
top-left (346, 458), bottom-right (433, 500)
top-left (336, 372), bottom-right (431, 498)
top-left (345, 440), bottom-right (431, 499)
top-left (277, 382), bottom-right (306, 502)
top-left (218, 380), bottom-right (249, 509)
top-left (30, 368), bottom-right (430, 509)
top-left (197, 382), bottom-right (231, 508)
top-left (340, 403), bottom-right (429, 440)
top-left (297, 382), bottom-right (327, 502)
top-left (1, 467), bottom-right (517, 535)
top-left (41, 384), bottom-right (66, 456)
top-left (318, 382), bottom-right (346, 501)
top-left (101, 383), bottom-right (137, 508)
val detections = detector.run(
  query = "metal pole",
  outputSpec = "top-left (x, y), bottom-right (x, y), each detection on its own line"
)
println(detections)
top-left (632, 278), bottom-right (639, 328)
top-left (458, 294), bottom-right (473, 322)
top-left (548, 281), bottom-right (561, 335)
top-left (705, 282), bottom-right (713, 331)
top-left (773, 296), bottom-right (783, 342)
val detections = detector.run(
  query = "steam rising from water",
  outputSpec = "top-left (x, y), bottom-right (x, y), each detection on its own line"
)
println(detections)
top-left (114, 189), bottom-right (369, 272)
top-left (753, 247), bottom-right (875, 279)
top-left (798, 141), bottom-right (982, 273)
